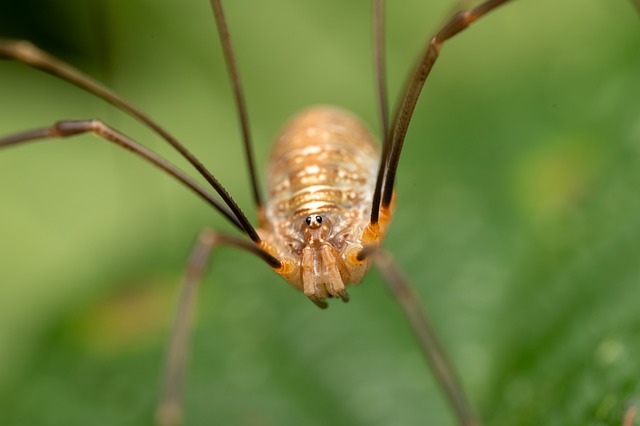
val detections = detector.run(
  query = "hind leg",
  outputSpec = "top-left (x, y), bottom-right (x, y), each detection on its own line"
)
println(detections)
top-left (156, 230), bottom-right (278, 426)
top-left (375, 250), bottom-right (482, 426)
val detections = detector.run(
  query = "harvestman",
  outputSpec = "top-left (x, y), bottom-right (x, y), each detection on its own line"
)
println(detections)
top-left (0, 1), bottom-right (513, 425)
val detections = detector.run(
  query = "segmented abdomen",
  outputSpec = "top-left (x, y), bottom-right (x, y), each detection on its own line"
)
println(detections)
top-left (265, 106), bottom-right (379, 231)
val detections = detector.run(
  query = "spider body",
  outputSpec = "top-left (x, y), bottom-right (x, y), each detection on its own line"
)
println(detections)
top-left (259, 106), bottom-right (393, 307)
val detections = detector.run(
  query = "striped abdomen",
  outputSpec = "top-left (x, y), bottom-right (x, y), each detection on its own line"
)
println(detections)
top-left (265, 106), bottom-right (379, 237)
top-left (259, 106), bottom-right (387, 303)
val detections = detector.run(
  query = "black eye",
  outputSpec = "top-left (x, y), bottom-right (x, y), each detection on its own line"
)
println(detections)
top-left (305, 217), bottom-right (312, 226)
top-left (315, 216), bottom-right (322, 224)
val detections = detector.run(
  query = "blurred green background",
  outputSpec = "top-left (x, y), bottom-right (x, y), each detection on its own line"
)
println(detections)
top-left (0, 0), bottom-right (639, 425)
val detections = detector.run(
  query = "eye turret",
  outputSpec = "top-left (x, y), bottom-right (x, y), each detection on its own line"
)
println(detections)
top-left (305, 215), bottom-right (323, 228)
top-left (303, 214), bottom-right (331, 243)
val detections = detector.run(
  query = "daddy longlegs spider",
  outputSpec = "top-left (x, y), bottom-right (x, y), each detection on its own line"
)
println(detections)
top-left (1, 0), bottom-right (639, 425)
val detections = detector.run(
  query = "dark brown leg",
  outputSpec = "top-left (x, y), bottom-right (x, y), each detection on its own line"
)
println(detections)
top-left (381, 0), bottom-right (511, 208)
top-left (209, 0), bottom-right (262, 210)
top-left (155, 229), bottom-right (277, 426)
top-left (0, 119), bottom-right (246, 231)
top-left (369, 0), bottom-right (391, 225)
top-left (375, 250), bottom-right (482, 426)
top-left (369, 0), bottom-right (512, 219)
top-left (0, 39), bottom-right (260, 241)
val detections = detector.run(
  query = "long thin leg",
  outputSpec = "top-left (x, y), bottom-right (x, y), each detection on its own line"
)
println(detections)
top-left (375, 250), bottom-right (481, 426)
top-left (0, 119), bottom-right (248, 232)
top-left (370, 0), bottom-right (474, 225)
top-left (209, 0), bottom-right (262, 210)
top-left (156, 231), bottom-right (215, 426)
top-left (372, 0), bottom-right (389, 142)
top-left (156, 230), bottom-right (278, 426)
top-left (370, 0), bottom-right (391, 225)
top-left (369, 0), bottom-right (511, 214)
top-left (0, 40), bottom-right (260, 241)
